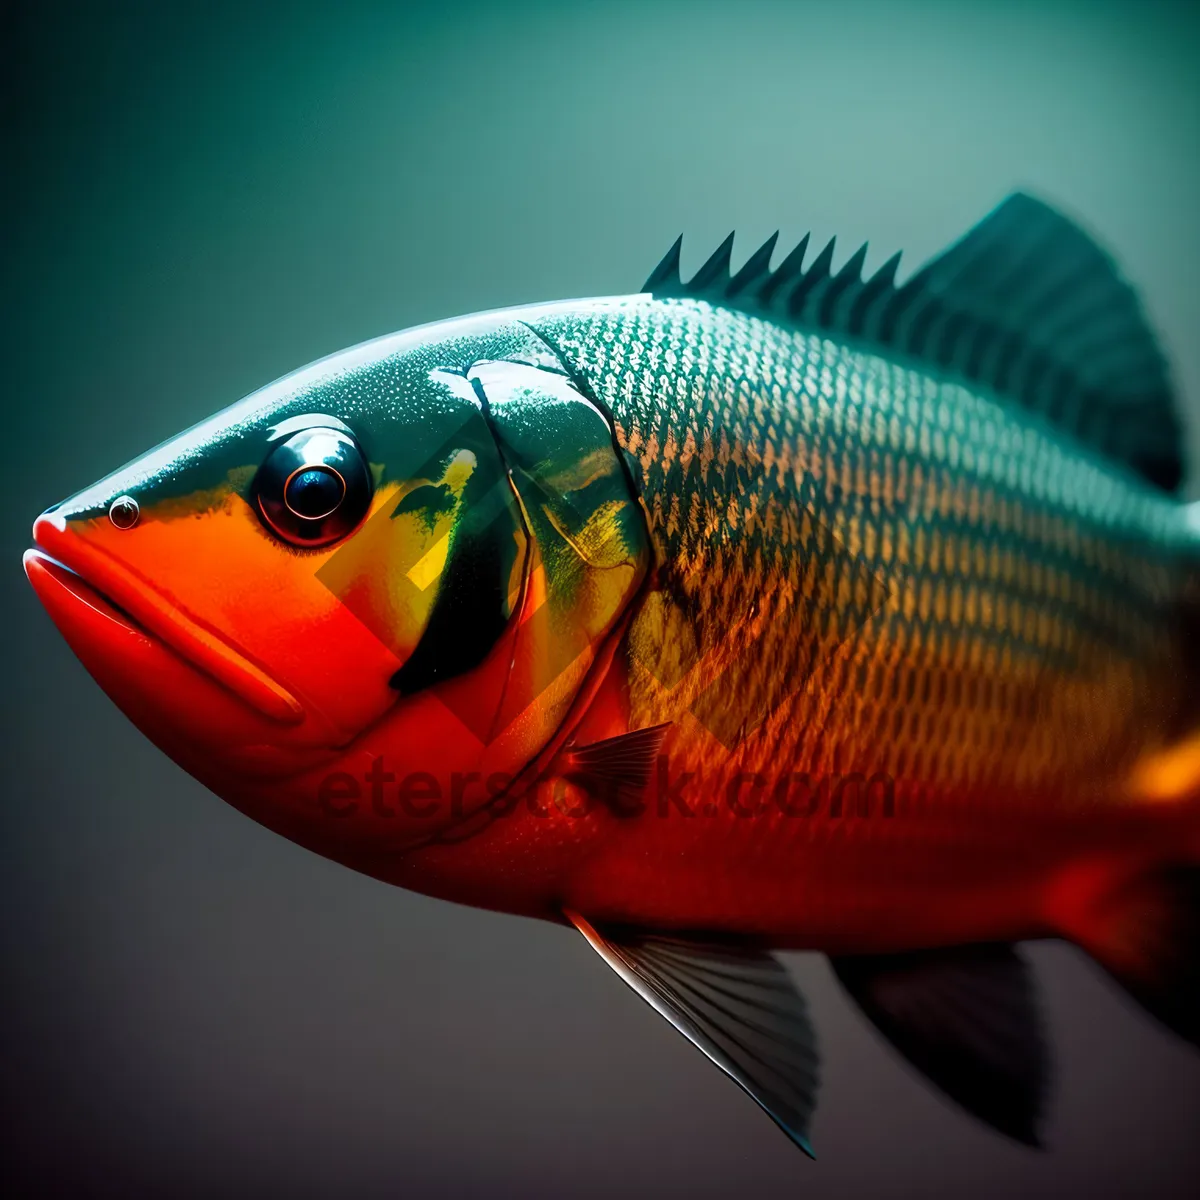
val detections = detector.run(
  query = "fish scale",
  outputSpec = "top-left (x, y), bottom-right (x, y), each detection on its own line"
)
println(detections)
top-left (535, 296), bottom-right (1191, 811)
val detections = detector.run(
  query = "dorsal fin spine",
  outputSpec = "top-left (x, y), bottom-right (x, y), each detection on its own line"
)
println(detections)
top-left (787, 237), bottom-right (836, 318)
top-left (818, 242), bottom-right (868, 326)
top-left (759, 234), bottom-right (809, 306)
top-left (728, 232), bottom-right (779, 297)
top-left (850, 251), bottom-right (902, 338)
top-left (690, 232), bottom-right (736, 292)
top-left (643, 235), bottom-right (683, 291)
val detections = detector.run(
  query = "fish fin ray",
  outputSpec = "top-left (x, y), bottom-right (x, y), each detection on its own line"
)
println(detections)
top-left (563, 723), bottom-right (670, 812)
top-left (832, 943), bottom-right (1049, 1147)
top-left (644, 193), bottom-right (1182, 491)
top-left (643, 234), bottom-right (683, 291)
top-left (566, 912), bottom-right (819, 1157)
top-left (727, 232), bottom-right (779, 297)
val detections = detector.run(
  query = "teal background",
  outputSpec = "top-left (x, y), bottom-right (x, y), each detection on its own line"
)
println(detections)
top-left (4, 1), bottom-right (1199, 1195)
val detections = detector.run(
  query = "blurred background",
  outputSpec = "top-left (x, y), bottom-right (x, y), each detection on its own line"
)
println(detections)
top-left (4, 0), bottom-right (1199, 1195)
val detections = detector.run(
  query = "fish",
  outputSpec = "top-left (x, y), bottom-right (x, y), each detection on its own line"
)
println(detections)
top-left (24, 192), bottom-right (1200, 1155)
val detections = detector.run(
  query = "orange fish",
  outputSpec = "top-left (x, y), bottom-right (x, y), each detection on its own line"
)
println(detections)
top-left (25, 194), bottom-right (1200, 1154)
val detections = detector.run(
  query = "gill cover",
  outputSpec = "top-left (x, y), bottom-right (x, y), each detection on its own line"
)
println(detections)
top-left (396, 345), bottom-right (650, 754)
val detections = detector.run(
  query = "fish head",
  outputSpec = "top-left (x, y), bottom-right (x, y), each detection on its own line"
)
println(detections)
top-left (25, 306), bottom-right (649, 867)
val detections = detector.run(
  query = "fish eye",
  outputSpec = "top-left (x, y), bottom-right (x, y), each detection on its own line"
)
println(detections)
top-left (254, 425), bottom-right (372, 547)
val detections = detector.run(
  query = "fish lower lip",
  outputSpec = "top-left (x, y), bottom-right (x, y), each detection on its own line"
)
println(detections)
top-left (25, 549), bottom-right (149, 637)
top-left (25, 525), bottom-right (305, 726)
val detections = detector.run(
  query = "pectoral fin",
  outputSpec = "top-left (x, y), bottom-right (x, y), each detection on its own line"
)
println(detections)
top-left (562, 724), bottom-right (671, 814)
top-left (566, 911), bottom-right (819, 1156)
top-left (831, 943), bottom-right (1049, 1146)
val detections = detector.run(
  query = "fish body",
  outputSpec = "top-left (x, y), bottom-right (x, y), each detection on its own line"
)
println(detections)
top-left (403, 295), bottom-right (1199, 944)
top-left (25, 194), bottom-right (1200, 1152)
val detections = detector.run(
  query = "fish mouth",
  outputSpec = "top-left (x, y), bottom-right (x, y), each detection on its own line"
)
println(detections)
top-left (25, 516), bottom-right (304, 726)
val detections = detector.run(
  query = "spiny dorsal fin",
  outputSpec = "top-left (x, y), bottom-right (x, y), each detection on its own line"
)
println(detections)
top-left (643, 194), bottom-right (1182, 492)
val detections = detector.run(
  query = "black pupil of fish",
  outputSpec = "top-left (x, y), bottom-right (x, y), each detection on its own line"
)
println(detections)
top-left (285, 466), bottom-right (344, 520)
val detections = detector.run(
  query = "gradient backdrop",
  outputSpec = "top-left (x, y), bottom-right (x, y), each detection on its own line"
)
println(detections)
top-left (4, 1), bottom-right (1200, 1195)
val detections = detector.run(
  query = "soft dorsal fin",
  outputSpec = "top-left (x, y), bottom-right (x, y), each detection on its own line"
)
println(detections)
top-left (643, 194), bottom-right (1183, 492)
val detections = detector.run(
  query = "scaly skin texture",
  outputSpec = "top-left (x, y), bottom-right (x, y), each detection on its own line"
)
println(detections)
top-left (399, 296), bottom-right (1200, 951)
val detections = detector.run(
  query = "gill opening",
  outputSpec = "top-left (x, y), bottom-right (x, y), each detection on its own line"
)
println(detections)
top-left (519, 320), bottom-right (658, 572)
top-left (469, 370), bottom-right (539, 747)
